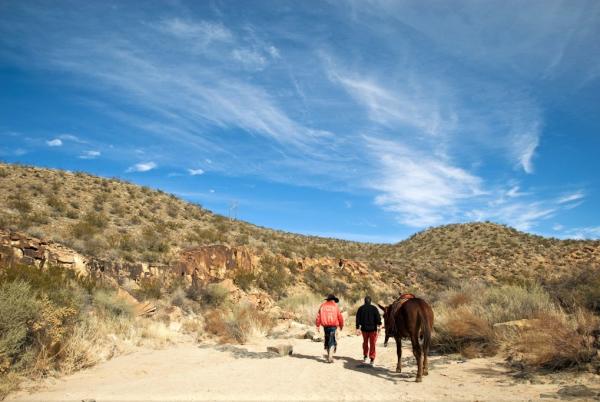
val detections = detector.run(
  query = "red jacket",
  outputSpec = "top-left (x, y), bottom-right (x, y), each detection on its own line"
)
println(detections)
top-left (316, 300), bottom-right (344, 329)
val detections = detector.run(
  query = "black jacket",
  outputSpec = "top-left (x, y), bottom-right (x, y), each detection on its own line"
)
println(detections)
top-left (356, 303), bottom-right (382, 332)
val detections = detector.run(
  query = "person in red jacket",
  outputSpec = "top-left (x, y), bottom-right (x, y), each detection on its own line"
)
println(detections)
top-left (316, 294), bottom-right (344, 363)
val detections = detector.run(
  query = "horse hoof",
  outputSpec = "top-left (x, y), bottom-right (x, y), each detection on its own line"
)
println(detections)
top-left (395, 368), bottom-right (402, 373)
top-left (424, 371), bottom-right (429, 376)
top-left (415, 377), bottom-right (423, 383)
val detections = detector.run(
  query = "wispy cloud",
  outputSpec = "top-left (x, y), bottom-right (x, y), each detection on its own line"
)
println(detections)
top-left (559, 226), bottom-right (600, 240)
top-left (159, 18), bottom-right (232, 44)
top-left (188, 168), bottom-right (204, 176)
top-left (557, 191), bottom-right (585, 204)
top-left (126, 161), bottom-right (157, 172)
top-left (46, 138), bottom-right (62, 147)
top-left (1, 1), bottom-right (595, 237)
top-left (79, 150), bottom-right (101, 159)
top-left (366, 137), bottom-right (483, 227)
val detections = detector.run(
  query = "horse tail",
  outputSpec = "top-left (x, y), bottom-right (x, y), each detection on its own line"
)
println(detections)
top-left (418, 305), bottom-right (431, 352)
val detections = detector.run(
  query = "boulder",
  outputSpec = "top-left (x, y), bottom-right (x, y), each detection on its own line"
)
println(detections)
top-left (267, 344), bottom-right (293, 356)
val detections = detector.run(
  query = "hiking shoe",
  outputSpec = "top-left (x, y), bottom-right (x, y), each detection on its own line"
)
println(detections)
top-left (363, 356), bottom-right (368, 363)
top-left (369, 358), bottom-right (375, 365)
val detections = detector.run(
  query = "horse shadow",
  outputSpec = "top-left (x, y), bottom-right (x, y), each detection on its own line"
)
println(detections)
top-left (291, 353), bottom-right (417, 383)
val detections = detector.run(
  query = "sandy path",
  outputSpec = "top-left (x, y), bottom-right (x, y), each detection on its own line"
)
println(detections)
top-left (8, 334), bottom-right (575, 401)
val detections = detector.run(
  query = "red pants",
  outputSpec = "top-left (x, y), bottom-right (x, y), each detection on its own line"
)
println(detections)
top-left (362, 331), bottom-right (378, 359)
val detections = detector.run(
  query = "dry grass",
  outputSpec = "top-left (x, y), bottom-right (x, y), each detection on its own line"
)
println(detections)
top-left (432, 283), bottom-right (599, 372)
top-left (0, 262), bottom-right (178, 399)
top-left (503, 309), bottom-right (599, 371)
top-left (278, 292), bottom-right (323, 325)
top-left (204, 303), bottom-right (275, 344)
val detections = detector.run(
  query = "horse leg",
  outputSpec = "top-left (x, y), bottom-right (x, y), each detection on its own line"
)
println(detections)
top-left (395, 336), bottom-right (402, 372)
top-left (411, 333), bottom-right (423, 382)
top-left (423, 331), bottom-right (429, 376)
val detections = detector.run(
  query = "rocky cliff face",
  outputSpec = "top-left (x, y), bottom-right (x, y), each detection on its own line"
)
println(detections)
top-left (0, 229), bottom-right (260, 291)
top-left (177, 244), bottom-right (257, 286)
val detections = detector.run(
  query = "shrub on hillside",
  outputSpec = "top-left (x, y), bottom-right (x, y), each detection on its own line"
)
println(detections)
top-left (70, 211), bottom-right (108, 239)
top-left (256, 256), bottom-right (290, 299)
top-left (93, 290), bottom-right (133, 318)
top-left (136, 277), bottom-right (162, 300)
top-left (0, 281), bottom-right (38, 367)
top-left (7, 194), bottom-right (32, 214)
top-left (198, 283), bottom-right (229, 307)
top-left (232, 270), bottom-right (256, 291)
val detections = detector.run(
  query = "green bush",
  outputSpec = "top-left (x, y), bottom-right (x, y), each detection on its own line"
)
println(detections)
top-left (256, 256), bottom-right (289, 299)
top-left (93, 290), bottom-right (133, 317)
top-left (8, 194), bottom-right (32, 214)
top-left (70, 211), bottom-right (108, 239)
top-left (0, 281), bottom-right (38, 364)
top-left (136, 277), bottom-right (162, 300)
top-left (233, 270), bottom-right (256, 291)
top-left (200, 283), bottom-right (229, 307)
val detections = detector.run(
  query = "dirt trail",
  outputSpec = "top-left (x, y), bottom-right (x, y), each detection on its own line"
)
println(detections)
top-left (7, 334), bottom-right (588, 401)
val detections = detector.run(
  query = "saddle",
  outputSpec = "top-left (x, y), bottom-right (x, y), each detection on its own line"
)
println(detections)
top-left (396, 293), bottom-right (416, 307)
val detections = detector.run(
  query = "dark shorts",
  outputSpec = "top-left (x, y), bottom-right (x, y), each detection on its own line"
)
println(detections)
top-left (324, 326), bottom-right (337, 349)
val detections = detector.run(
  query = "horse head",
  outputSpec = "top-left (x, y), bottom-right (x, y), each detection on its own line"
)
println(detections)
top-left (377, 303), bottom-right (393, 347)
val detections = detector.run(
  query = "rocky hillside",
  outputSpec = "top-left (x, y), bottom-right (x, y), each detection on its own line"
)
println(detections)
top-left (1, 162), bottom-right (599, 297)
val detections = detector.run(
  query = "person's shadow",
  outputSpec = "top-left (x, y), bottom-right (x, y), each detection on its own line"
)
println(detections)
top-left (291, 353), bottom-right (417, 384)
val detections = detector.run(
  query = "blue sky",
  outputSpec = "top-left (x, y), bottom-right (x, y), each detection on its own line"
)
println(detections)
top-left (1, 0), bottom-right (599, 242)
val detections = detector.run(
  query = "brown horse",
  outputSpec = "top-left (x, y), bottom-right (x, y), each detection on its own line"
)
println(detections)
top-left (378, 297), bottom-right (434, 382)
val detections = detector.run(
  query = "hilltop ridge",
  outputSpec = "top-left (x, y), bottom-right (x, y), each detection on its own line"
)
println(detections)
top-left (1, 162), bottom-right (599, 292)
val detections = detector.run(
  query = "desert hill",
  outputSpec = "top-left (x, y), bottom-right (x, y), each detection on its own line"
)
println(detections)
top-left (1, 162), bottom-right (599, 297)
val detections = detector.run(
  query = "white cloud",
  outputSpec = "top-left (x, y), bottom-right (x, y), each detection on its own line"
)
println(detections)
top-left (231, 48), bottom-right (267, 70)
top-left (366, 137), bottom-right (483, 227)
top-left (160, 18), bottom-right (232, 44)
top-left (126, 162), bottom-right (157, 172)
top-left (557, 191), bottom-right (585, 204)
top-left (188, 168), bottom-right (205, 176)
top-left (46, 138), bottom-right (62, 147)
top-left (561, 226), bottom-right (600, 240)
top-left (58, 134), bottom-right (86, 143)
top-left (79, 150), bottom-right (101, 159)
top-left (267, 46), bottom-right (280, 59)
top-left (327, 66), bottom-right (450, 137)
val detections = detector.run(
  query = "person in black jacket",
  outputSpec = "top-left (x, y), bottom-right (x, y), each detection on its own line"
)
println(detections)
top-left (355, 296), bottom-right (382, 365)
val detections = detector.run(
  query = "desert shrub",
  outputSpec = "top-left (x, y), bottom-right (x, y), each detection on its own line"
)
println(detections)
top-left (46, 195), bottom-right (67, 214)
top-left (304, 270), bottom-right (349, 299)
top-left (432, 283), bottom-right (559, 358)
top-left (550, 269), bottom-right (600, 313)
top-left (256, 257), bottom-right (289, 299)
top-left (204, 304), bottom-right (274, 344)
top-left (504, 309), bottom-right (599, 371)
top-left (168, 287), bottom-right (188, 308)
top-left (140, 224), bottom-right (170, 253)
top-left (0, 167), bottom-right (8, 177)
top-left (0, 281), bottom-right (38, 366)
top-left (70, 211), bottom-right (108, 239)
top-left (0, 264), bottom-right (87, 309)
top-left (232, 270), bottom-right (256, 291)
top-left (136, 277), bottom-right (162, 300)
top-left (199, 283), bottom-right (229, 307)
top-left (93, 290), bottom-right (133, 318)
top-left (278, 292), bottom-right (322, 325)
top-left (8, 194), bottom-right (32, 214)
